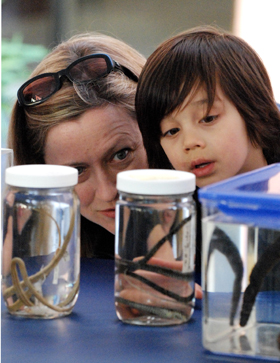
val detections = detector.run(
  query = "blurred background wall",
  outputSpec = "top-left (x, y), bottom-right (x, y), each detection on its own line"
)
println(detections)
top-left (2, 0), bottom-right (234, 56)
top-left (2, 0), bottom-right (280, 146)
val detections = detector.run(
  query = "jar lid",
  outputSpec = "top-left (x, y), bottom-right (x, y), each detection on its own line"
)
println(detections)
top-left (117, 169), bottom-right (195, 195)
top-left (5, 164), bottom-right (78, 188)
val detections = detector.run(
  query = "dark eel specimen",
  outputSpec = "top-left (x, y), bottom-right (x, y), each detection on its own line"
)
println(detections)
top-left (204, 227), bottom-right (243, 326)
top-left (240, 234), bottom-right (280, 327)
top-left (115, 215), bottom-right (195, 319)
top-left (205, 227), bottom-right (280, 328)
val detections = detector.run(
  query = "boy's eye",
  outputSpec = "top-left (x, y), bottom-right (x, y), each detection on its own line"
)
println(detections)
top-left (201, 115), bottom-right (218, 123)
top-left (162, 128), bottom-right (180, 137)
top-left (113, 148), bottom-right (130, 161)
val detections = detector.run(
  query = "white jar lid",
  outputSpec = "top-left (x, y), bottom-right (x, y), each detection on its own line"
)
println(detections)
top-left (117, 169), bottom-right (195, 195)
top-left (5, 164), bottom-right (78, 188)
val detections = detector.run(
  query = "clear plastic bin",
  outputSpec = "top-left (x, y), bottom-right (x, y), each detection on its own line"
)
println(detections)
top-left (199, 163), bottom-right (280, 360)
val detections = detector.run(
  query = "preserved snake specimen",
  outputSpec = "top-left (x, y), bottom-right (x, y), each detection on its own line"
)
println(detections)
top-left (2, 201), bottom-right (79, 314)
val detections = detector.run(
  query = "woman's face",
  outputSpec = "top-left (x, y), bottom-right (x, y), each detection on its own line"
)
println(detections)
top-left (44, 105), bottom-right (148, 234)
top-left (160, 85), bottom-right (267, 188)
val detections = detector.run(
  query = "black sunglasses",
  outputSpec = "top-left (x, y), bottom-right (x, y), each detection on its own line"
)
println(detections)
top-left (17, 53), bottom-right (138, 107)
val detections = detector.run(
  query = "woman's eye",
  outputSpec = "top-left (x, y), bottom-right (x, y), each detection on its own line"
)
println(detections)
top-left (201, 115), bottom-right (218, 123)
top-left (113, 148), bottom-right (130, 161)
top-left (75, 166), bottom-right (86, 176)
top-left (162, 128), bottom-right (180, 137)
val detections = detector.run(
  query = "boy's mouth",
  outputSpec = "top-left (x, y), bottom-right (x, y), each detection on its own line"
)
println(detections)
top-left (190, 159), bottom-right (215, 178)
top-left (191, 159), bottom-right (213, 170)
top-left (194, 162), bottom-right (211, 169)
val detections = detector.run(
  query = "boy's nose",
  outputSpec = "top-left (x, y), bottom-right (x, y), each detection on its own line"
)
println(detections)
top-left (183, 129), bottom-right (204, 151)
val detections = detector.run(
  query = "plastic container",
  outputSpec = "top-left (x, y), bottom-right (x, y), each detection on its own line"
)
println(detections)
top-left (2, 164), bottom-right (80, 319)
top-left (115, 169), bottom-right (196, 326)
top-left (199, 163), bottom-right (280, 360)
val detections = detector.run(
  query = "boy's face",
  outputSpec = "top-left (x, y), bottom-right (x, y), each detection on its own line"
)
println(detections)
top-left (160, 85), bottom-right (267, 188)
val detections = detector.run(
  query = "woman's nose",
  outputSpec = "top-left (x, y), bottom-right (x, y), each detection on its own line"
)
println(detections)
top-left (93, 171), bottom-right (118, 202)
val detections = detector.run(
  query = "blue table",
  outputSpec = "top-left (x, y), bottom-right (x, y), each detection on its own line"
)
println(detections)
top-left (1, 258), bottom-right (269, 363)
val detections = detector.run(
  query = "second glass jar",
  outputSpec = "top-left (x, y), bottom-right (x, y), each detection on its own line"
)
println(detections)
top-left (115, 169), bottom-right (196, 326)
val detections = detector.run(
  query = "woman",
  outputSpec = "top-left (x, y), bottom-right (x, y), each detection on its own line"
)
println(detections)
top-left (8, 33), bottom-right (148, 258)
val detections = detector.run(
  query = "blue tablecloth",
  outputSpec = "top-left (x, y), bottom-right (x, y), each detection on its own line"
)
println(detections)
top-left (1, 258), bottom-right (268, 363)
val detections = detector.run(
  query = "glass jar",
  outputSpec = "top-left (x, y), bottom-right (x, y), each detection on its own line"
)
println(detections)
top-left (2, 164), bottom-right (80, 319)
top-left (115, 169), bottom-right (196, 326)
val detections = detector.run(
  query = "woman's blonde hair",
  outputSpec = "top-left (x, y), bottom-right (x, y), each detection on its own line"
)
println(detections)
top-left (8, 33), bottom-right (146, 165)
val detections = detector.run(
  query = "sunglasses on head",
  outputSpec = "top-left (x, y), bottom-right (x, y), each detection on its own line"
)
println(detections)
top-left (17, 53), bottom-right (138, 107)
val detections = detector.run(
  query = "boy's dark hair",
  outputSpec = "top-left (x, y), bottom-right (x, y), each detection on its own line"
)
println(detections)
top-left (135, 25), bottom-right (280, 168)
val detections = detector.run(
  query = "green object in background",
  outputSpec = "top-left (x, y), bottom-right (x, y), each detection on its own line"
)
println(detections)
top-left (1, 36), bottom-right (48, 147)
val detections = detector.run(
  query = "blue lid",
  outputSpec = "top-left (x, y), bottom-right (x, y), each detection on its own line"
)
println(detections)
top-left (198, 163), bottom-right (280, 227)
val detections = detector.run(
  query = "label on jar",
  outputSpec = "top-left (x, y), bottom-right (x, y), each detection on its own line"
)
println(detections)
top-left (182, 213), bottom-right (194, 273)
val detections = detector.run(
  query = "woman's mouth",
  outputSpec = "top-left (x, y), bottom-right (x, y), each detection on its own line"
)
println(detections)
top-left (99, 209), bottom-right (116, 219)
